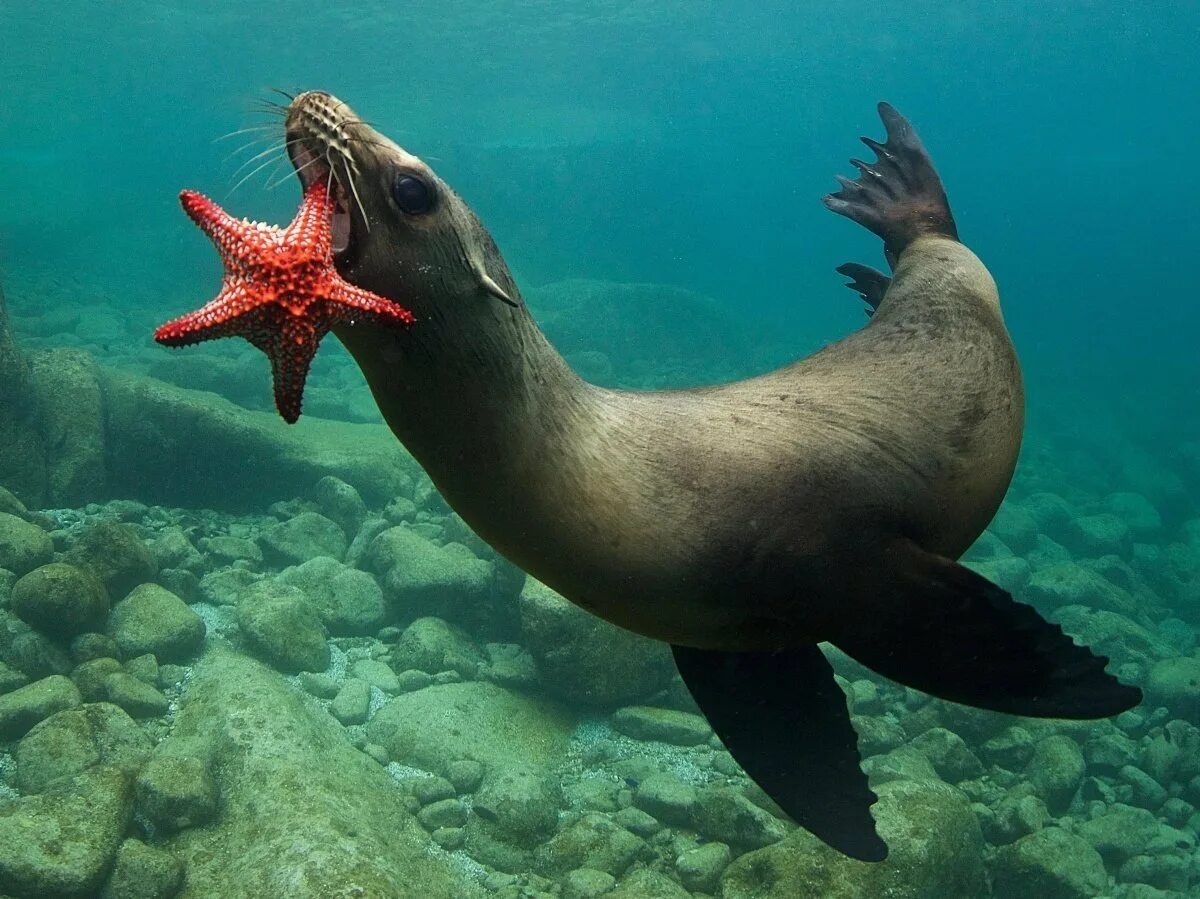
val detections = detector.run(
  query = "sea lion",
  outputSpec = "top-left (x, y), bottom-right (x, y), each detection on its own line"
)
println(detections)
top-left (282, 92), bottom-right (1140, 859)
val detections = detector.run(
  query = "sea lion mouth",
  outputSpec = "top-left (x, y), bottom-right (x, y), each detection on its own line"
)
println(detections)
top-left (283, 92), bottom-right (371, 266)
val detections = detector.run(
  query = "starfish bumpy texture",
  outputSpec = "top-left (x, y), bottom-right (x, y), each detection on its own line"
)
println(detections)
top-left (155, 182), bottom-right (414, 423)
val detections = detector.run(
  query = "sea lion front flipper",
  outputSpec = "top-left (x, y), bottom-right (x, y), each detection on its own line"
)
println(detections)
top-left (836, 262), bottom-right (891, 315)
top-left (671, 642), bottom-right (887, 862)
top-left (835, 539), bottom-right (1143, 719)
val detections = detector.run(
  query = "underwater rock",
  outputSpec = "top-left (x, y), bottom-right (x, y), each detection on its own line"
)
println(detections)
top-left (1024, 562), bottom-right (1137, 616)
top-left (367, 681), bottom-right (574, 777)
top-left (236, 581), bottom-right (329, 674)
top-left (108, 583), bottom-right (205, 663)
top-left (0, 609), bottom-right (73, 679)
top-left (350, 658), bottom-right (401, 693)
top-left (101, 368), bottom-right (417, 512)
top-left (149, 527), bottom-right (206, 573)
top-left (66, 521), bottom-right (157, 602)
top-left (862, 745), bottom-right (942, 787)
top-left (200, 535), bottom-right (263, 569)
top-left (991, 826), bottom-right (1108, 899)
top-left (611, 705), bottom-right (711, 746)
top-left (0, 673), bottom-right (82, 740)
top-left (561, 868), bottom-right (617, 899)
top-left (276, 555), bottom-right (386, 636)
top-left (606, 868), bottom-right (690, 899)
top-left (719, 779), bottom-right (985, 898)
top-left (677, 840), bottom-right (732, 892)
top-left (0, 512), bottom-right (53, 577)
top-left (15, 701), bottom-right (151, 793)
top-left (1076, 804), bottom-right (1193, 864)
top-left (481, 641), bottom-right (539, 688)
top-left (1145, 656), bottom-right (1200, 720)
top-left (1105, 492), bottom-right (1163, 540)
top-left (0, 658), bottom-right (29, 694)
top-left (391, 615), bottom-right (486, 678)
top-left (1067, 512), bottom-right (1134, 559)
top-left (103, 671), bottom-right (170, 718)
top-left (1024, 735), bottom-right (1085, 814)
top-left (99, 838), bottom-right (184, 899)
top-left (160, 646), bottom-right (481, 897)
top-left (0, 282), bottom-right (48, 506)
top-left (313, 475), bottom-right (369, 538)
top-left (70, 631), bottom-right (123, 664)
top-left (10, 562), bottom-right (110, 639)
top-left (693, 785), bottom-right (787, 849)
top-left (519, 578), bottom-right (674, 706)
top-left (1019, 492), bottom-right (1076, 533)
top-left (72, 656), bottom-right (125, 702)
top-left (1050, 605), bottom-right (1175, 673)
top-left (632, 773), bottom-right (700, 826)
top-left (135, 754), bottom-right (218, 833)
top-left (535, 812), bottom-right (647, 878)
top-left (980, 789), bottom-right (1050, 846)
top-left (470, 766), bottom-right (562, 849)
top-left (1118, 854), bottom-right (1190, 893)
top-left (908, 727), bottom-right (984, 783)
top-left (330, 678), bottom-right (371, 725)
top-left (28, 347), bottom-right (107, 505)
top-left (0, 764), bottom-right (133, 897)
top-left (418, 798), bottom-right (467, 829)
top-left (368, 526), bottom-right (493, 621)
top-left (258, 511), bottom-right (347, 567)
top-left (990, 504), bottom-right (1039, 554)
top-left (125, 653), bottom-right (159, 685)
top-left (197, 566), bottom-right (260, 606)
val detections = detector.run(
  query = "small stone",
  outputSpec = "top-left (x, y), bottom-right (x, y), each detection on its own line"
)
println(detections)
top-left (258, 512), bottom-right (347, 566)
top-left (362, 742), bottom-right (389, 765)
top-left (72, 657), bottom-right (125, 701)
top-left (418, 798), bottom-right (467, 829)
top-left (431, 826), bottom-right (466, 850)
top-left (350, 658), bottom-right (401, 694)
top-left (447, 759), bottom-right (485, 793)
top-left (11, 562), bottom-right (110, 638)
top-left (330, 678), bottom-right (371, 725)
top-left (414, 775), bottom-right (457, 805)
top-left (107, 584), bottom-right (206, 662)
top-left (395, 668), bottom-right (433, 692)
top-left (613, 806), bottom-right (661, 837)
top-left (149, 528), bottom-right (204, 572)
top-left (314, 476), bottom-right (368, 537)
top-left (0, 674), bottom-right (82, 739)
top-left (135, 755), bottom-right (218, 833)
top-left (124, 653), bottom-right (159, 685)
top-left (562, 868), bottom-right (617, 899)
top-left (65, 521), bottom-right (157, 601)
top-left (202, 535), bottom-right (264, 568)
top-left (71, 632), bottom-right (122, 664)
top-left (0, 511), bottom-right (53, 576)
top-left (237, 581), bottom-right (329, 674)
top-left (16, 702), bottom-right (151, 793)
top-left (611, 706), bottom-right (711, 746)
top-left (392, 616), bottom-right (485, 679)
top-left (104, 672), bottom-right (170, 718)
top-left (99, 837), bottom-right (183, 899)
top-left (633, 774), bottom-right (699, 826)
top-left (676, 840), bottom-right (731, 892)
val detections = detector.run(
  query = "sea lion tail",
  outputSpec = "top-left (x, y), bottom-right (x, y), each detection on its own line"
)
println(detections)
top-left (671, 642), bottom-right (888, 862)
top-left (833, 539), bottom-right (1143, 719)
top-left (823, 103), bottom-right (959, 267)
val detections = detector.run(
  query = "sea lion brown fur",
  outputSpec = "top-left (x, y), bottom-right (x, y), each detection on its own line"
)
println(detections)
top-left (282, 93), bottom-right (1140, 860)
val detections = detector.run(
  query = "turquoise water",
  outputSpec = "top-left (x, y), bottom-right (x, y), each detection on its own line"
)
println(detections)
top-left (1, 2), bottom-right (1198, 897)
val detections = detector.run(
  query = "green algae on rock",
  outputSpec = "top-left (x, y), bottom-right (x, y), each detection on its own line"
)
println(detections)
top-left (236, 581), bottom-right (330, 674)
top-left (107, 583), bottom-right (205, 662)
top-left (159, 646), bottom-right (483, 898)
top-left (15, 701), bottom-right (151, 793)
top-left (10, 562), bottom-right (110, 639)
top-left (0, 512), bottom-right (53, 577)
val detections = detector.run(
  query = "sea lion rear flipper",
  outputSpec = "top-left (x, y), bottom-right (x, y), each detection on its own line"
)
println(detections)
top-left (671, 642), bottom-right (887, 861)
top-left (836, 262), bottom-right (891, 315)
top-left (835, 539), bottom-right (1143, 719)
top-left (823, 102), bottom-right (959, 266)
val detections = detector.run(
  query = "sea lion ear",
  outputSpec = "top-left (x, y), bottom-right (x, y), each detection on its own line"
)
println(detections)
top-left (476, 266), bottom-right (520, 308)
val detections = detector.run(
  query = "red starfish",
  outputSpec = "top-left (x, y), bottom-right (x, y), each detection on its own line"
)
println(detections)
top-left (154, 181), bottom-right (415, 423)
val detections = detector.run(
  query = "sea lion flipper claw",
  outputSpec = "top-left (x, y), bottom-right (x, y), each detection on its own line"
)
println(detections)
top-left (834, 540), bottom-right (1143, 719)
top-left (823, 102), bottom-right (959, 265)
top-left (836, 262), bottom-right (891, 315)
top-left (671, 643), bottom-right (887, 862)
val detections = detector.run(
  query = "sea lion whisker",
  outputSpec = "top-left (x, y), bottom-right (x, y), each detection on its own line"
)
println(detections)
top-left (213, 123), bottom-right (278, 144)
top-left (269, 87), bottom-right (296, 101)
top-left (222, 135), bottom-right (274, 165)
top-left (341, 155), bottom-right (371, 235)
top-left (268, 151), bottom-right (325, 190)
top-left (227, 140), bottom-right (289, 178)
top-left (225, 152), bottom-right (287, 199)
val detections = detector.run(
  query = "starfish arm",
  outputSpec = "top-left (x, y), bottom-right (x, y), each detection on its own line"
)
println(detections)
top-left (328, 278), bottom-right (417, 326)
top-left (153, 282), bottom-right (259, 345)
top-left (282, 180), bottom-right (335, 260)
top-left (179, 191), bottom-right (272, 267)
top-left (266, 317), bottom-right (322, 424)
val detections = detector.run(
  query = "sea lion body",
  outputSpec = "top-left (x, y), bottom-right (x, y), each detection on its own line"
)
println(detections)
top-left (279, 92), bottom-right (1135, 859)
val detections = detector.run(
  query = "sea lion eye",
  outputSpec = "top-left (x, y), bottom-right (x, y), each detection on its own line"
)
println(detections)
top-left (392, 173), bottom-right (434, 215)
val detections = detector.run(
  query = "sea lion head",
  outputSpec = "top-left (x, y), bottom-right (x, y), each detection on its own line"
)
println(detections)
top-left (283, 91), bottom-right (520, 324)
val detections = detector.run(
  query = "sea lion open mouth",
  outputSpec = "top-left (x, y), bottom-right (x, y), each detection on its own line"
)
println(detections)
top-left (283, 92), bottom-right (370, 265)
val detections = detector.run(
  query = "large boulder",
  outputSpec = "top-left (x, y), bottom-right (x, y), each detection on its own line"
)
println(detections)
top-left (0, 765), bottom-right (133, 897)
top-left (0, 512), bottom-right (53, 577)
top-left (100, 368), bottom-right (417, 511)
top-left (28, 347), bottom-right (108, 505)
top-left (367, 681), bottom-right (574, 777)
top-left (519, 578), bottom-right (674, 706)
top-left (0, 674), bottom-right (82, 740)
top-left (258, 512), bottom-right (346, 567)
top-left (65, 521), bottom-right (157, 602)
top-left (275, 556), bottom-right (386, 635)
top-left (10, 562), bottom-right (110, 639)
top-left (991, 826), bottom-right (1108, 899)
top-left (236, 581), bottom-right (329, 674)
top-left (107, 583), bottom-right (206, 662)
top-left (0, 281), bottom-right (47, 505)
top-left (1145, 656), bottom-right (1200, 719)
top-left (160, 647), bottom-right (483, 898)
top-left (367, 526), bottom-right (493, 622)
top-left (15, 701), bottom-right (151, 793)
top-left (719, 780), bottom-right (986, 898)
